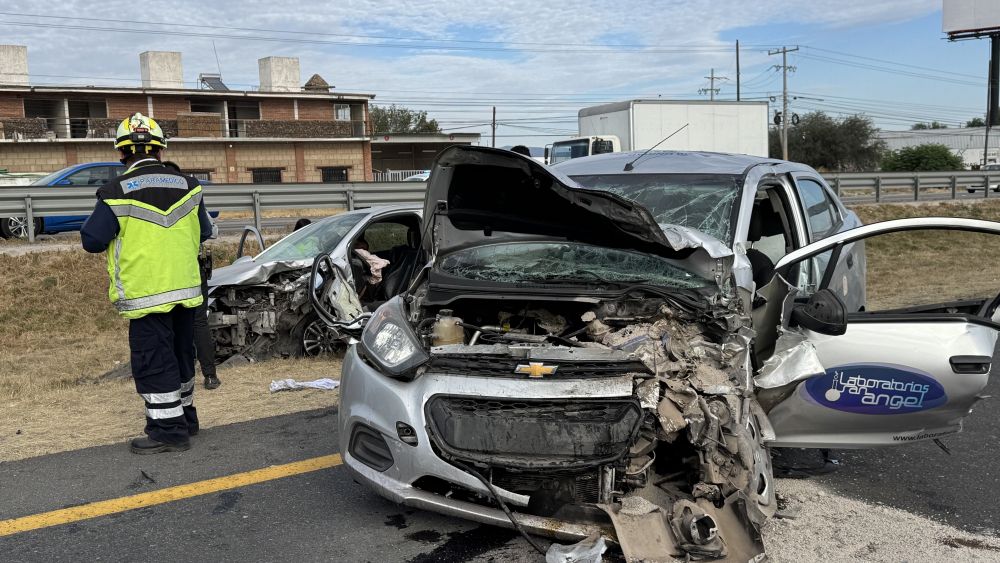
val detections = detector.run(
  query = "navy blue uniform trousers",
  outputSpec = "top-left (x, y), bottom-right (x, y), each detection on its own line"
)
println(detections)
top-left (129, 305), bottom-right (199, 444)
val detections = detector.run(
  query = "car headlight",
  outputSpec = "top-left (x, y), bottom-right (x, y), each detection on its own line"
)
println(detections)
top-left (359, 296), bottom-right (429, 380)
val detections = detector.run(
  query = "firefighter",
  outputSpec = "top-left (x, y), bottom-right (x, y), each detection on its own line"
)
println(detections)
top-left (81, 113), bottom-right (213, 454)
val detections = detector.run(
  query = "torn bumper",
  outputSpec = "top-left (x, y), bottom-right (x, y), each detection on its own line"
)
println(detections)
top-left (343, 456), bottom-right (612, 542)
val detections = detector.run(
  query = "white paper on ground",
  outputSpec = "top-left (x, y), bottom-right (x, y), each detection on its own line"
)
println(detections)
top-left (269, 378), bottom-right (340, 393)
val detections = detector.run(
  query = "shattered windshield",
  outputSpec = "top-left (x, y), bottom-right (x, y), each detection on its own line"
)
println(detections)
top-left (571, 173), bottom-right (741, 243)
top-left (253, 213), bottom-right (364, 263)
top-left (438, 242), bottom-right (710, 289)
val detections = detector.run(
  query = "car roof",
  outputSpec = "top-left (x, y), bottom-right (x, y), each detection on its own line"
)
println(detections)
top-left (552, 150), bottom-right (811, 176)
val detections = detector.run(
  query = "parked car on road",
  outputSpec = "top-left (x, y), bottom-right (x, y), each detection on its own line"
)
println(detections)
top-left (208, 205), bottom-right (423, 365)
top-left (336, 146), bottom-right (999, 561)
top-left (0, 162), bottom-right (217, 239)
top-left (0, 162), bottom-right (124, 238)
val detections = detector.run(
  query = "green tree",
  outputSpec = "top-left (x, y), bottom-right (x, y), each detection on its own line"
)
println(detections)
top-left (911, 121), bottom-right (949, 130)
top-left (769, 111), bottom-right (885, 171)
top-left (370, 105), bottom-right (441, 134)
top-left (967, 117), bottom-right (987, 127)
top-left (880, 144), bottom-right (963, 171)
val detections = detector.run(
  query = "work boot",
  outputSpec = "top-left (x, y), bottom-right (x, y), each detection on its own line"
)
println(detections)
top-left (130, 437), bottom-right (190, 455)
top-left (204, 375), bottom-right (221, 390)
top-left (188, 425), bottom-right (199, 437)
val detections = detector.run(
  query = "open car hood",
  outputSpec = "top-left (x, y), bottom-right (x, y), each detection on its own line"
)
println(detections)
top-left (423, 146), bottom-right (732, 283)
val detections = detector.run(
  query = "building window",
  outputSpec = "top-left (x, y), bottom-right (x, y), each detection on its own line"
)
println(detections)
top-left (251, 168), bottom-right (282, 183)
top-left (335, 104), bottom-right (351, 121)
top-left (187, 171), bottom-right (212, 182)
top-left (320, 167), bottom-right (349, 182)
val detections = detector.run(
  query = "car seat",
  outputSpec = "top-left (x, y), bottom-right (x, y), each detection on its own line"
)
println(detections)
top-left (746, 201), bottom-right (784, 289)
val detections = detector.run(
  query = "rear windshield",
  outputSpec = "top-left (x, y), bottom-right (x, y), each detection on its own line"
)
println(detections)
top-left (571, 173), bottom-right (741, 243)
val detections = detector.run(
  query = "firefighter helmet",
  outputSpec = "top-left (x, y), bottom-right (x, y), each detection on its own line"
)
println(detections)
top-left (114, 112), bottom-right (167, 151)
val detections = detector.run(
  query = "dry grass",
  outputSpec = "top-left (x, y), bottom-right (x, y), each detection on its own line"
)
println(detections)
top-left (218, 207), bottom-right (345, 220)
top-left (852, 200), bottom-right (1000, 310)
top-left (0, 357), bottom-right (341, 462)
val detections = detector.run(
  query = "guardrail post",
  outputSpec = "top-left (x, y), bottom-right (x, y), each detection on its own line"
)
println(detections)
top-left (833, 177), bottom-right (841, 197)
top-left (252, 191), bottom-right (262, 233)
top-left (24, 196), bottom-right (34, 243)
top-left (913, 175), bottom-right (920, 201)
top-left (347, 187), bottom-right (355, 211)
top-left (950, 175), bottom-right (957, 200)
top-left (986, 175), bottom-right (991, 199)
top-left (875, 177), bottom-right (881, 203)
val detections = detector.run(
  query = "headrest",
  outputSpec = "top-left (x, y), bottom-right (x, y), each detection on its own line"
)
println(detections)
top-left (748, 201), bottom-right (785, 241)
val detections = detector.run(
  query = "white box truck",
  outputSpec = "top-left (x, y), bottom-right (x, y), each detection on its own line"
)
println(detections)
top-left (546, 100), bottom-right (770, 164)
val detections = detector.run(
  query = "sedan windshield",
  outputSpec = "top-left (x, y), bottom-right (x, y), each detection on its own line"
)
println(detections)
top-left (438, 242), bottom-right (711, 289)
top-left (31, 166), bottom-right (78, 186)
top-left (254, 213), bottom-right (364, 263)
top-left (571, 174), bottom-right (741, 243)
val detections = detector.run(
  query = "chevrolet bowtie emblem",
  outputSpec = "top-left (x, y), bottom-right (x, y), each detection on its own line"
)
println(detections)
top-left (514, 362), bottom-right (558, 378)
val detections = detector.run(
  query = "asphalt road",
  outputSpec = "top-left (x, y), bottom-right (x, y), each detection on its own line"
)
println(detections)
top-left (3, 364), bottom-right (1000, 563)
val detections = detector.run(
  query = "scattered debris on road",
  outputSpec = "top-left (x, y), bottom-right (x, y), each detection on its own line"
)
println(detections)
top-left (269, 378), bottom-right (340, 393)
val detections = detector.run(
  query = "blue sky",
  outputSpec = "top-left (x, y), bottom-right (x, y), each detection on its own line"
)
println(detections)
top-left (0, 1), bottom-right (990, 146)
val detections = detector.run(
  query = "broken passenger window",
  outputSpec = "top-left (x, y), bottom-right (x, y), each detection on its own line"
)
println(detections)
top-left (438, 242), bottom-right (711, 289)
top-left (571, 173), bottom-right (741, 243)
top-left (253, 213), bottom-right (364, 263)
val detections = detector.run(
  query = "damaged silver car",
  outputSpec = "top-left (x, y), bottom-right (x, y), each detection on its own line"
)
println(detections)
top-left (337, 146), bottom-right (999, 561)
top-left (207, 205), bottom-right (422, 364)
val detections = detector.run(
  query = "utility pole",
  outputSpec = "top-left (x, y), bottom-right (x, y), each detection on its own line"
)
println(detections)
top-left (769, 46), bottom-right (798, 160)
top-left (491, 106), bottom-right (496, 148)
top-left (736, 40), bottom-right (741, 101)
top-left (699, 69), bottom-right (727, 101)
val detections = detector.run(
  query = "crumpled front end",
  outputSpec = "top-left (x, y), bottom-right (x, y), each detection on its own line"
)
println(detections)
top-left (341, 291), bottom-right (775, 561)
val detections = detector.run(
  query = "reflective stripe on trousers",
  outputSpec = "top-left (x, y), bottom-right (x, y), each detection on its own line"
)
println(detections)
top-left (180, 378), bottom-right (194, 407)
top-left (141, 389), bottom-right (184, 419)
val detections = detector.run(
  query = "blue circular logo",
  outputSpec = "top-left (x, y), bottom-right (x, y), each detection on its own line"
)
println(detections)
top-left (804, 363), bottom-right (947, 415)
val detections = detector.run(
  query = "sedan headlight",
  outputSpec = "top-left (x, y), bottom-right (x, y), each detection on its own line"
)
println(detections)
top-left (359, 296), bottom-right (429, 380)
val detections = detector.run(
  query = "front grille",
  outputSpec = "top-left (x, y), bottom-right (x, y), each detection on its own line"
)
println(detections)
top-left (443, 398), bottom-right (629, 422)
top-left (427, 355), bottom-right (651, 379)
top-left (426, 396), bottom-right (642, 470)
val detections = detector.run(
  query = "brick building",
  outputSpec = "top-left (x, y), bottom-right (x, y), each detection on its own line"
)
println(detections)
top-left (0, 48), bottom-right (375, 182)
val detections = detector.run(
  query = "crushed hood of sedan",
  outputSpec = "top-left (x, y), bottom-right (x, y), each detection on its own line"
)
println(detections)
top-left (424, 146), bottom-right (733, 287)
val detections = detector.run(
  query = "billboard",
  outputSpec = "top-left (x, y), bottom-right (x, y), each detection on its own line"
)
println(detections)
top-left (943, 0), bottom-right (1000, 35)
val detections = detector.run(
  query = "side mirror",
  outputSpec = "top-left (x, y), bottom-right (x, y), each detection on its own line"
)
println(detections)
top-left (790, 288), bottom-right (847, 336)
top-left (56, 179), bottom-right (72, 186)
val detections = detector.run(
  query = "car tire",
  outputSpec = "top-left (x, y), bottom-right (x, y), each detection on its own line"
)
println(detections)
top-left (968, 188), bottom-right (977, 193)
top-left (0, 216), bottom-right (42, 239)
top-left (298, 313), bottom-right (343, 357)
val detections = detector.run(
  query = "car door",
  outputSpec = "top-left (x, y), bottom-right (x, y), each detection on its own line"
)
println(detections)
top-left (759, 217), bottom-right (1000, 448)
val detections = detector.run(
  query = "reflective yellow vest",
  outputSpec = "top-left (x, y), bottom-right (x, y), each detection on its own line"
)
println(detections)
top-left (98, 161), bottom-right (204, 319)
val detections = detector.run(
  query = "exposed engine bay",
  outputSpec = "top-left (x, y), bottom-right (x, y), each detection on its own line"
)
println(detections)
top-left (410, 294), bottom-right (774, 561)
top-left (208, 270), bottom-right (328, 365)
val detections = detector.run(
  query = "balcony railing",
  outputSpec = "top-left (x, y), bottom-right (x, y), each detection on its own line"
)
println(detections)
top-left (0, 117), bottom-right (370, 141)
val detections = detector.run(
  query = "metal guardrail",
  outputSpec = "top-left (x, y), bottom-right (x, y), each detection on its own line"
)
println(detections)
top-left (3, 170), bottom-right (1000, 242)
top-left (0, 181), bottom-right (428, 242)
top-left (824, 171), bottom-right (999, 202)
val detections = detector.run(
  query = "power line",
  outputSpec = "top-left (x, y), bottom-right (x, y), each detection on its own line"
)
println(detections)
top-left (803, 46), bottom-right (981, 80)
top-left (796, 52), bottom-right (981, 87)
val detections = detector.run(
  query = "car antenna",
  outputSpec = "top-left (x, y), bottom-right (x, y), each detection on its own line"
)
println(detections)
top-left (623, 123), bottom-right (689, 172)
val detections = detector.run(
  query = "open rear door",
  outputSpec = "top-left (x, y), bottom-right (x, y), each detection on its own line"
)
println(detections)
top-left (759, 218), bottom-right (1000, 448)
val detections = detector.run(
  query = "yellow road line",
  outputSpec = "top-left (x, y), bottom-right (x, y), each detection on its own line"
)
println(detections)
top-left (0, 453), bottom-right (343, 537)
